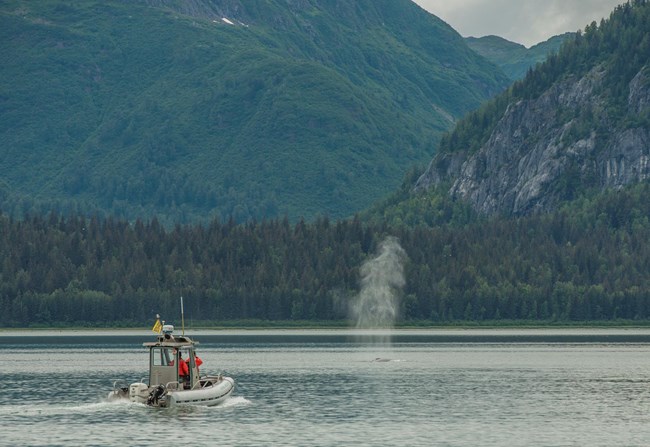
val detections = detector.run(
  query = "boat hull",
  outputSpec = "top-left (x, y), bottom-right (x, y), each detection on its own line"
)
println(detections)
top-left (168, 377), bottom-right (235, 407)
top-left (107, 376), bottom-right (235, 407)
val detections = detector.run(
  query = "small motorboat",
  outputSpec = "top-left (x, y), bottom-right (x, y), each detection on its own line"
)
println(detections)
top-left (108, 324), bottom-right (234, 407)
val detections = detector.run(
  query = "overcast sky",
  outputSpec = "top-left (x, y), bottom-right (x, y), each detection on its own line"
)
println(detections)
top-left (412, 0), bottom-right (625, 47)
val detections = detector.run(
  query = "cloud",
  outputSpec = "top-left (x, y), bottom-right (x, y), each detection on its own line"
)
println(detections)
top-left (413, 0), bottom-right (625, 47)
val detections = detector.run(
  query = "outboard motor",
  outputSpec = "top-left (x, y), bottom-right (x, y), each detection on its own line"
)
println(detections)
top-left (146, 385), bottom-right (166, 406)
top-left (129, 382), bottom-right (150, 404)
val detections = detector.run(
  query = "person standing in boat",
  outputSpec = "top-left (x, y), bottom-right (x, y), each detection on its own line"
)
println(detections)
top-left (186, 353), bottom-right (203, 376)
top-left (171, 349), bottom-right (189, 379)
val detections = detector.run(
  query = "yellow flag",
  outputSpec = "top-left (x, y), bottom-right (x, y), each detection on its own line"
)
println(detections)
top-left (152, 318), bottom-right (162, 334)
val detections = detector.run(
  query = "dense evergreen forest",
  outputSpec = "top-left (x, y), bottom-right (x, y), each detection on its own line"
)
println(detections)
top-left (4, 181), bottom-right (650, 327)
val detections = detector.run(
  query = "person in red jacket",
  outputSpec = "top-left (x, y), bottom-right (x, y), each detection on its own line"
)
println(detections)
top-left (171, 349), bottom-right (189, 378)
top-left (185, 354), bottom-right (203, 375)
top-left (178, 354), bottom-right (189, 378)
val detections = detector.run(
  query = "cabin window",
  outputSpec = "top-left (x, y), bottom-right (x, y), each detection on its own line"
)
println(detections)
top-left (151, 347), bottom-right (174, 367)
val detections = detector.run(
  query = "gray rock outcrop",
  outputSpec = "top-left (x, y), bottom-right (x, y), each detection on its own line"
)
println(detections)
top-left (416, 64), bottom-right (650, 216)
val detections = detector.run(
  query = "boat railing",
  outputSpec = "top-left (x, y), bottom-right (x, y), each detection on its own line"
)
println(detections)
top-left (165, 381), bottom-right (181, 391)
top-left (194, 374), bottom-right (225, 389)
top-left (111, 379), bottom-right (128, 391)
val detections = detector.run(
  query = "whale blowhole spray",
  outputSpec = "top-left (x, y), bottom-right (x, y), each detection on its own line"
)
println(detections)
top-left (350, 236), bottom-right (407, 333)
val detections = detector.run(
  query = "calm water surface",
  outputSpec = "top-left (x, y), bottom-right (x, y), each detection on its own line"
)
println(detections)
top-left (1, 329), bottom-right (650, 446)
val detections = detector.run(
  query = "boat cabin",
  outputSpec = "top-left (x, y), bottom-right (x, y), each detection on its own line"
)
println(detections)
top-left (143, 325), bottom-right (201, 390)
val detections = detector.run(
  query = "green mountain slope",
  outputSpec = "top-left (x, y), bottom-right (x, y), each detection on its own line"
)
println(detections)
top-left (466, 33), bottom-right (574, 80)
top-left (370, 0), bottom-right (650, 226)
top-left (0, 0), bottom-right (509, 224)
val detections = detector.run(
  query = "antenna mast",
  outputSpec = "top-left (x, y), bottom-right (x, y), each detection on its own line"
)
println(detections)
top-left (180, 295), bottom-right (185, 336)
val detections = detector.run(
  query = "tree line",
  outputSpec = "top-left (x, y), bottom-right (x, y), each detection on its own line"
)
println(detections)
top-left (3, 182), bottom-right (650, 327)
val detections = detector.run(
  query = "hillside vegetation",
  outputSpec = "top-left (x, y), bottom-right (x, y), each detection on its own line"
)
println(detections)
top-left (0, 0), bottom-right (509, 224)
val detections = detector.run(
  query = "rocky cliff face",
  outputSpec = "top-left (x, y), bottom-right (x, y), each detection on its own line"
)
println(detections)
top-left (416, 64), bottom-right (650, 216)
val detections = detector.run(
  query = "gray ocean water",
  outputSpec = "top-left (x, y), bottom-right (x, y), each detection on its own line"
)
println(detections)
top-left (1, 329), bottom-right (650, 446)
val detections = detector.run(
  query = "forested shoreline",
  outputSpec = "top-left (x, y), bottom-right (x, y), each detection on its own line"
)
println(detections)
top-left (3, 182), bottom-right (650, 327)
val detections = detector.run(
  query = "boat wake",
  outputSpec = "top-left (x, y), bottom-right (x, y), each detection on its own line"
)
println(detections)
top-left (0, 396), bottom-right (250, 419)
top-left (102, 394), bottom-right (250, 411)
top-left (218, 396), bottom-right (251, 408)
top-left (0, 399), bottom-right (144, 418)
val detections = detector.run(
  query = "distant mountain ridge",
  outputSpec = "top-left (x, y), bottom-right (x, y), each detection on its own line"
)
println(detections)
top-left (415, 0), bottom-right (650, 218)
top-left (466, 33), bottom-right (574, 80)
top-left (0, 0), bottom-right (509, 224)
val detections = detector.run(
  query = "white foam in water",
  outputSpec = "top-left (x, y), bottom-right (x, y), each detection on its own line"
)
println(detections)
top-left (218, 396), bottom-right (251, 408)
top-left (0, 399), bottom-right (144, 418)
top-left (0, 395), bottom-right (249, 419)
